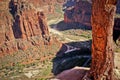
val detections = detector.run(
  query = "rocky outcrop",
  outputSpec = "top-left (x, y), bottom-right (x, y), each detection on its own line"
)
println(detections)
top-left (0, 1), bottom-right (15, 45)
top-left (27, 0), bottom-right (55, 14)
top-left (53, 67), bottom-right (90, 80)
top-left (64, 0), bottom-right (120, 43)
top-left (63, 0), bottom-right (120, 26)
top-left (26, 0), bottom-right (65, 14)
top-left (0, 0), bottom-right (61, 67)
top-left (63, 0), bottom-right (91, 26)
top-left (9, 0), bottom-right (50, 39)
top-left (0, 0), bottom-right (50, 51)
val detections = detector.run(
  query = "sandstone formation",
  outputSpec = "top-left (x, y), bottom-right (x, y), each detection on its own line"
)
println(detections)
top-left (64, 0), bottom-right (120, 26)
top-left (26, 0), bottom-right (65, 14)
top-left (0, 1), bottom-right (15, 44)
top-left (63, 0), bottom-right (91, 26)
top-left (64, 0), bottom-right (120, 42)
top-left (0, 0), bottom-right (50, 53)
top-left (55, 67), bottom-right (90, 80)
top-left (0, 0), bottom-right (61, 67)
top-left (27, 0), bottom-right (55, 14)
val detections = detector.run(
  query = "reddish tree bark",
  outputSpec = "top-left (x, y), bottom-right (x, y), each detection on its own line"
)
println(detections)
top-left (83, 0), bottom-right (117, 80)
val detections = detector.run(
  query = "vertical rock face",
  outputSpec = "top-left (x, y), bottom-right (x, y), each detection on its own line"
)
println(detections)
top-left (27, 0), bottom-right (55, 14)
top-left (0, 1), bottom-right (15, 44)
top-left (37, 12), bottom-right (49, 36)
top-left (9, 0), bottom-right (50, 39)
top-left (64, 0), bottom-right (120, 26)
top-left (26, 0), bottom-right (65, 14)
top-left (64, 0), bottom-right (120, 42)
top-left (0, 0), bottom-right (64, 67)
top-left (73, 0), bottom-right (91, 26)
top-left (0, 0), bottom-right (53, 57)
top-left (0, 0), bottom-right (62, 68)
top-left (63, 0), bottom-right (92, 26)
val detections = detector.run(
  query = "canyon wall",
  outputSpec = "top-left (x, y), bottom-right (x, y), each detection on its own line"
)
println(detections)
top-left (64, 0), bottom-right (120, 42)
top-left (64, 0), bottom-right (120, 26)
top-left (27, 0), bottom-right (66, 14)
top-left (63, 0), bottom-right (91, 26)
top-left (0, 0), bottom-right (61, 67)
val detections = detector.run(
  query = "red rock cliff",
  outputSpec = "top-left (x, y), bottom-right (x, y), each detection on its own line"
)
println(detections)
top-left (63, 0), bottom-right (92, 26)
top-left (64, 0), bottom-right (120, 26)
top-left (26, 0), bottom-right (65, 14)
top-left (0, 1), bottom-right (15, 44)
top-left (0, 0), bottom-right (61, 65)
top-left (9, 0), bottom-right (50, 39)
top-left (63, 0), bottom-right (120, 42)
top-left (0, 0), bottom-right (62, 68)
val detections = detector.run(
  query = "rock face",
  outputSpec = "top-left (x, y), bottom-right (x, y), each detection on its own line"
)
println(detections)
top-left (63, 0), bottom-right (120, 25)
top-left (0, 0), bottom-right (49, 53)
top-left (63, 0), bottom-right (92, 26)
top-left (0, 1), bottom-right (15, 45)
top-left (0, 0), bottom-right (61, 67)
top-left (27, 0), bottom-right (55, 14)
top-left (54, 67), bottom-right (90, 80)
top-left (64, 0), bottom-right (120, 42)
top-left (26, 0), bottom-right (65, 14)
top-left (9, 0), bottom-right (50, 39)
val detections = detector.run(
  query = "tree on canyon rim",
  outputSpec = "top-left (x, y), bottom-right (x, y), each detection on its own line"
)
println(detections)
top-left (83, 0), bottom-right (117, 80)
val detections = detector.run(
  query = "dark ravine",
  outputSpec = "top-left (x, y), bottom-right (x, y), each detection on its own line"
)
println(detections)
top-left (113, 18), bottom-right (120, 44)
top-left (52, 43), bottom-right (91, 75)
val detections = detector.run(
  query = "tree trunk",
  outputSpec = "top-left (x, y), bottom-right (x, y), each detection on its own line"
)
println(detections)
top-left (89, 0), bottom-right (117, 80)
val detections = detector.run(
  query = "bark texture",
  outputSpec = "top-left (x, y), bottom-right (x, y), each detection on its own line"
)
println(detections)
top-left (90, 0), bottom-right (117, 80)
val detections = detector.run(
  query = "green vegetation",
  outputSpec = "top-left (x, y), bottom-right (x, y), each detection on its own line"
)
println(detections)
top-left (47, 3), bottom-right (64, 23)
top-left (35, 78), bottom-right (48, 80)
top-left (61, 29), bottom-right (92, 40)
top-left (0, 4), bottom-right (64, 79)
top-left (0, 37), bottom-right (60, 80)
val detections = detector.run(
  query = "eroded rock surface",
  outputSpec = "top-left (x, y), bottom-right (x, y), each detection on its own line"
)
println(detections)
top-left (63, 0), bottom-right (91, 26)
top-left (0, 0), bottom-right (61, 67)
top-left (63, 0), bottom-right (120, 43)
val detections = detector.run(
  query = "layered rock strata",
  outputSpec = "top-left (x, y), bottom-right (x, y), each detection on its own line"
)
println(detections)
top-left (0, 0), bottom-right (61, 67)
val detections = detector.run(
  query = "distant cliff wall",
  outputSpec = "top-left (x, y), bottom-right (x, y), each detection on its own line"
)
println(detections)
top-left (63, 0), bottom-right (91, 26)
top-left (63, 0), bottom-right (120, 26)
top-left (63, 0), bottom-right (120, 42)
